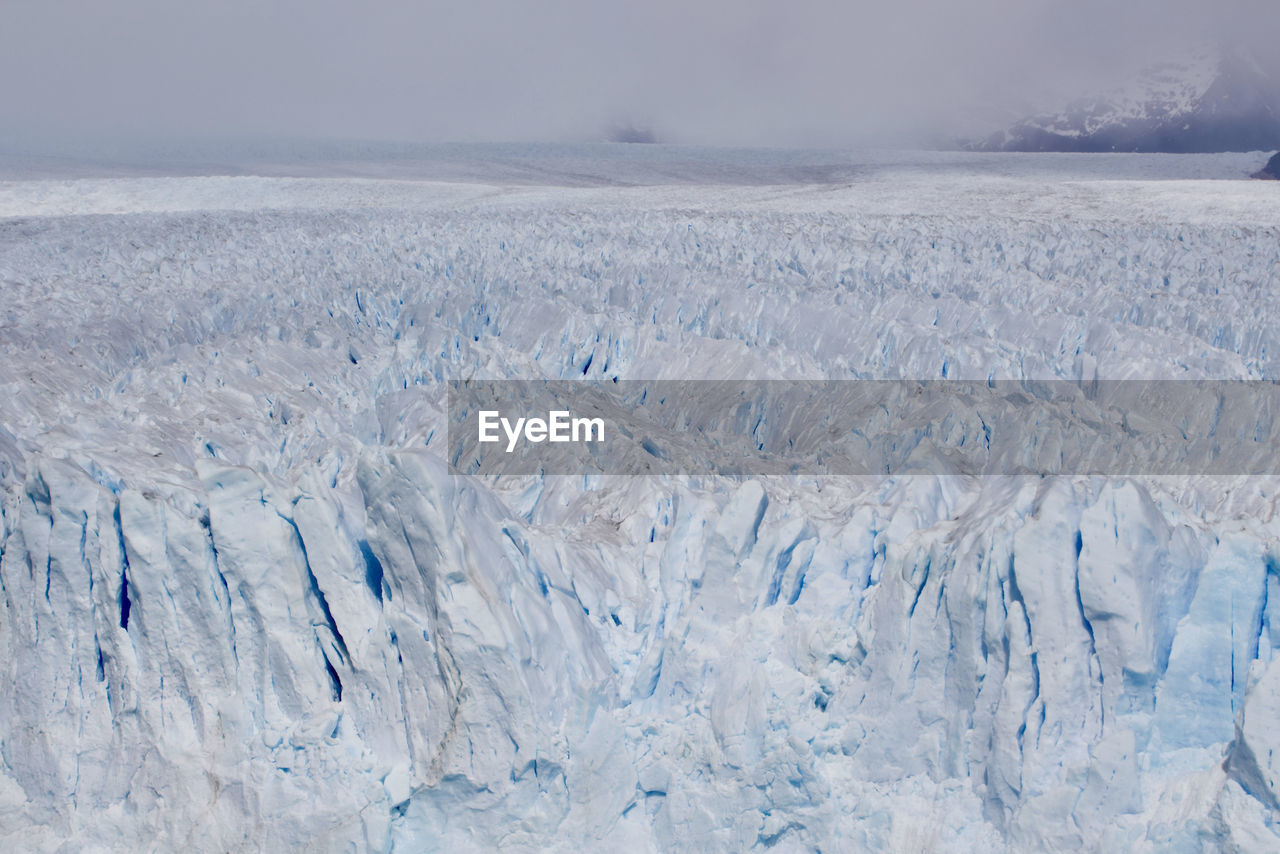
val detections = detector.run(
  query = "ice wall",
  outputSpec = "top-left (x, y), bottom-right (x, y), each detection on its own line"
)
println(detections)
top-left (2, 170), bottom-right (1280, 850)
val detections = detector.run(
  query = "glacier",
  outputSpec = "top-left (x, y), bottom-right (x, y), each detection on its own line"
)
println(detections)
top-left (2, 148), bottom-right (1280, 851)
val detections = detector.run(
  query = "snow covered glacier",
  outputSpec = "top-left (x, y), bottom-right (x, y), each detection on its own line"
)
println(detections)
top-left (2, 149), bottom-right (1280, 851)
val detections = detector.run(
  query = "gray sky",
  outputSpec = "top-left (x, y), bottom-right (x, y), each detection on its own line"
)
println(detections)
top-left (2, 1), bottom-right (1276, 148)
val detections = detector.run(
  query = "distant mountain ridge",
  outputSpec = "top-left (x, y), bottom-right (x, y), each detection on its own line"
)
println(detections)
top-left (971, 47), bottom-right (1280, 153)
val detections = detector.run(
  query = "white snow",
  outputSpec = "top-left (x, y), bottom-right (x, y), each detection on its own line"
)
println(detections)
top-left (1038, 48), bottom-right (1222, 138)
top-left (2, 148), bottom-right (1280, 851)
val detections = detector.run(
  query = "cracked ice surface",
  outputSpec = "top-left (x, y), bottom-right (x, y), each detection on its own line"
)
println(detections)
top-left (2, 150), bottom-right (1280, 851)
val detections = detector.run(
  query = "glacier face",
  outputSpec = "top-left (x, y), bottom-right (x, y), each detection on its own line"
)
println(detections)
top-left (2, 152), bottom-right (1280, 851)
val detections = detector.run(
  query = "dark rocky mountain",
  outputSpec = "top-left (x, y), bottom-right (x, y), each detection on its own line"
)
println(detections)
top-left (971, 47), bottom-right (1280, 153)
top-left (606, 123), bottom-right (658, 144)
top-left (1254, 151), bottom-right (1280, 179)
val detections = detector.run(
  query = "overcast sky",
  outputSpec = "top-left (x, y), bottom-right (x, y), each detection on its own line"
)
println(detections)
top-left (2, 1), bottom-right (1276, 149)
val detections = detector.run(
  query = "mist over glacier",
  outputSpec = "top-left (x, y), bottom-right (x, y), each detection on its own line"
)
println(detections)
top-left (3, 149), bottom-right (1280, 851)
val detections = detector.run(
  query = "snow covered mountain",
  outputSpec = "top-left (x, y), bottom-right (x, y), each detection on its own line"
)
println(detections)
top-left (3, 151), bottom-right (1280, 851)
top-left (972, 47), bottom-right (1280, 153)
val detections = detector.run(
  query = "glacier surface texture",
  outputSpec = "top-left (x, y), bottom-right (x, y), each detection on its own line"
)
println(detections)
top-left (2, 150), bottom-right (1280, 851)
